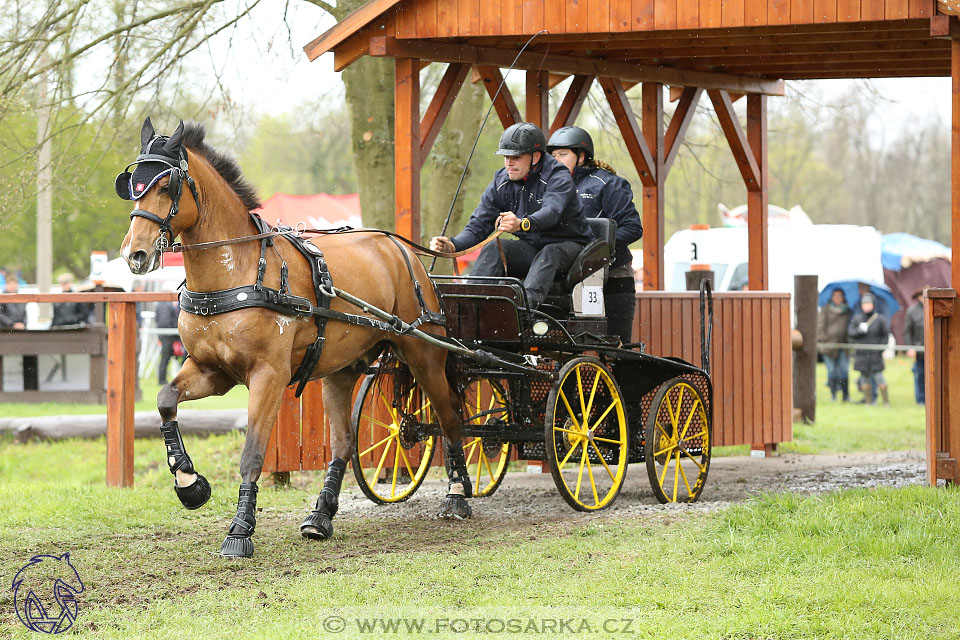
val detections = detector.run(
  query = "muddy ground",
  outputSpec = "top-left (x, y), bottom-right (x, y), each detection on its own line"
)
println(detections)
top-left (329, 450), bottom-right (927, 521)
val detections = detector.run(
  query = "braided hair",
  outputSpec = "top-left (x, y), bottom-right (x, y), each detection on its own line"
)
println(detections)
top-left (584, 158), bottom-right (618, 175)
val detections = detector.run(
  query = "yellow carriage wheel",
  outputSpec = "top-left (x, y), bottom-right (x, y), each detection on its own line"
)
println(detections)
top-left (461, 379), bottom-right (512, 498)
top-left (351, 359), bottom-right (436, 504)
top-left (644, 377), bottom-right (712, 504)
top-left (545, 357), bottom-right (628, 512)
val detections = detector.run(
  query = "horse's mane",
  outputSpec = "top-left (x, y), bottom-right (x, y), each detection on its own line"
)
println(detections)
top-left (181, 122), bottom-right (261, 211)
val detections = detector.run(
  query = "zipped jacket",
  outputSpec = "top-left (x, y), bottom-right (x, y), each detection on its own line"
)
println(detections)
top-left (452, 154), bottom-right (594, 252)
top-left (571, 165), bottom-right (642, 269)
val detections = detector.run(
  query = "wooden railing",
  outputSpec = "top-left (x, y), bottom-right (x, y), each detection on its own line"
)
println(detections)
top-left (635, 291), bottom-right (793, 449)
top-left (923, 289), bottom-right (960, 485)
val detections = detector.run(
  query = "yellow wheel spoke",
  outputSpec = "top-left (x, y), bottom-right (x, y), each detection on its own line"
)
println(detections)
top-left (586, 456), bottom-right (600, 506)
top-left (377, 390), bottom-right (395, 419)
top-left (396, 443), bottom-right (417, 482)
top-left (678, 459), bottom-right (694, 497)
top-left (464, 439), bottom-right (479, 466)
top-left (664, 393), bottom-right (677, 432)
top-left (557, 439), bottom-right (582, 472)
top-left (559, 390), bottom-right (581, 430)
top-left (576, 367), bottom-right (588, 422)
top-left (682, 429), bottom-right (708, 442)
top-left (679, 397), bottom-right (701, 441)
top-left (658, 448), bottom-right (673, 487)
top-left (590, 440), bottom-right (617, 482)
top-left (482, 449), bottom-right (497, 484)
top-left (574, 444), bottom-right (588, 500)
top-left (584, 372), bottom-right (601, 423)
top-left (411, 399), bottom-right (432, 417)
top-left (362, 416), bottom-right (393, 431)
top-left (589, 396), bottom-right (622, 431)
top-left (653, 443), bottom-right (675, 457)
top-left (476, 451), bottom-right (486, 488)
top-left (554, 426), bottom-right (586, 437)
top-left (370, 436), bottom-right (393, 486)
top-left (390, 441), bottom-right (401, 498)
top-left (655, 421), bottom-right (674, 441)
top-left (360, 432), bottom-right (396, 459)
top-left (676, 441), bottom-right (707, 473)
top-left (591, 434), bottom-right (624, 445)
top-left (672, 450), bottom-right (681, 502)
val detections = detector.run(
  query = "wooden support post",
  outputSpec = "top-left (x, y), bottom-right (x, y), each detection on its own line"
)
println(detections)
top-left (747, 94), bottom-right (769, 291)
top-left (925, 289), bottom-right (960, 485)
top-left (476, 66), bottom-right (521, 128)
top-left (642, 83), bottom-right (665, 291)
top-left (420, 63), bottom-right (470, 163)
top-left (106, 301), bottom-right (136, 487)
top-left (793, 275), bottom-right (818, 423)
top-left (395, 57), bottom-right (421, 240)
top-left (526, 70), bottom-right (549, 129)
top-left (953, 40), bottom-right (960, 288)
top-left (664, 87), bottom-right (702, 176)
top-left (550, 75), bottom-right (593, 134)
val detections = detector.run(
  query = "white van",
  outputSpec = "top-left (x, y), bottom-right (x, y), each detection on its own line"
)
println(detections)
top-left (663, 224), bottom-right (885, 295)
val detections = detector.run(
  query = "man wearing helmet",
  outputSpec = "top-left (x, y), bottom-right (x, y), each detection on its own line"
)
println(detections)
top-left (548, 126), bottom-right (643, 344)
top-left (429, 122), bottom-right (593, 308)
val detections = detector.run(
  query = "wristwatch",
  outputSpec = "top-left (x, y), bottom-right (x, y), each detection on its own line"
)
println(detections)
top-left (520, 217), bottom-right (531, 232)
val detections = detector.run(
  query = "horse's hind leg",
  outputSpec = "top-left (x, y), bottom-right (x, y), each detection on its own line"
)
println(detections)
top-left (220, 364), bottom-right (288, 558)
top-left (301, 370), bottom-right (357, 541)
top-left (395, 341), bottom-right (472, 520)
top-left (158, 357), bottom-right (236, 510)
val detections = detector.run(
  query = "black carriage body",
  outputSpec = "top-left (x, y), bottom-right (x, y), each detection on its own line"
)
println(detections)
top-left (431, 275), bottom-right (713, 464)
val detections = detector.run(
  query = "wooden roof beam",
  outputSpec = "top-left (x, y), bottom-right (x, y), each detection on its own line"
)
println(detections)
top-left (368, 37), bottom-right (784, 96)
top-left (475, 65), bottom-right (521, 128)
top-left (598, 77), bottom-right (657, 187)
top-left (419, 63), bottom-right (470, 165)
top-left (664, 87), bottom-right (702, 176)
top-left (708, 89), bottom-right (760, 190)
top-left (550, 75), bottom-right (593, 134)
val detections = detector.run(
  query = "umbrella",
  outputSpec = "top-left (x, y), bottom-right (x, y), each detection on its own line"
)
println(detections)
top-left (818, 279), bottom-right (900, 316)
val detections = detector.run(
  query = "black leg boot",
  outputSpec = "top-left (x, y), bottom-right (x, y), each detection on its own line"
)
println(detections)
top-left (221, 482), bottom-right (257, 558)
top-left (301, 458), bottom-right (346, 540)
top-left (438, 440), bottom-right (473, 520)
top-left (161, 420), bottom-right (211, 509)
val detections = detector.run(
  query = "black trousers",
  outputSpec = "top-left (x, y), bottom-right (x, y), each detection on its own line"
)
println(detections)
top-left (471, 239), bottom-right (583, 307)
top-left (158, 336), bottom-right (179, 384)
top-left (604, 277), bottom-right (637, 345)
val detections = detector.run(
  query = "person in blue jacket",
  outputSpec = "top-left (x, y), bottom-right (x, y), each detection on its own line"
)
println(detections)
top-left (547, 126), bottom-right (643, 344)
top-left (430, 122), bottom-right (594, 308)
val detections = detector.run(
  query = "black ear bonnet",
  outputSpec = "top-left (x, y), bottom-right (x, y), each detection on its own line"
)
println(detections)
top-left (115, 117), bottom-right (187, 201)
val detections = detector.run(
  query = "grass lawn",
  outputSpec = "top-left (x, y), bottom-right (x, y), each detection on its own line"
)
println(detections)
top-left (1, 353), bottom-right (946, 638)
top-left (1, 439), bottom-right (958, 639)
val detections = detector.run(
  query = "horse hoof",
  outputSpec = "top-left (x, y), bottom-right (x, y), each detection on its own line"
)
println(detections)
top-left (220, 536), bottom-right (254, 558)
top-left (437, 494), bottom-right (472, 520)
top-left (175, 473), bottom-right (211, 510)
top-left (300, 512), bottom-right (334, 540)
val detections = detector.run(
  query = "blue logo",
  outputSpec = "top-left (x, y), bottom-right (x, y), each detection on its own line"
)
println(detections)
top-left (12, 553), bottom-right (84, 634)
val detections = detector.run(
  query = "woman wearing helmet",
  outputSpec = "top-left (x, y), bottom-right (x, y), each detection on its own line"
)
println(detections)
top-left (548, 126), bottom-right (643, 344)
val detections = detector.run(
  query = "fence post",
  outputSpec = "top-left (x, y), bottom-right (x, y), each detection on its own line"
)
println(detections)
top-left (107, 301), bottom-right (137, 487)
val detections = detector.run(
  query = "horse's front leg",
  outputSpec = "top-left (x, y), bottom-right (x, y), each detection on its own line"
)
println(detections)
top-left (158, 357), bottom-right (236, 510)
top-left (300, 370), bottom-right (356, 541)
top-left (220, 364), bottom-right (287, 558)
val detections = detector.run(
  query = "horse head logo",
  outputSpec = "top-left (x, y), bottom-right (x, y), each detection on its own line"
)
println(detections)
top-left (12, 553), bottom-right (84, 634)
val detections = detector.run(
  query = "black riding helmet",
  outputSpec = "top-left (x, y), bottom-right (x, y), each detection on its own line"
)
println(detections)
top-left (547, 126), bottom-right (594, 161)
top-left (495, 122), bottom-right (546, 157)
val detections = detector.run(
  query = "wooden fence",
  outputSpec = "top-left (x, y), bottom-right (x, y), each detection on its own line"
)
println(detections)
top-left (0, 325), bottom-right (107, 403)
top-left (923, 289), bottom-right (960, 485)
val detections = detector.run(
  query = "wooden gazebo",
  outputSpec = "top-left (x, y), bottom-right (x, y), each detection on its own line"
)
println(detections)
top-left (290, 0), bottom-right (960, 474)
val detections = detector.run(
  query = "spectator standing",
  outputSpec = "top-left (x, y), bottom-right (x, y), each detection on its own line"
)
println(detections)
top-left (155, 299), bottom-right (182, 385)
top-left (848, 293), bottom-right (890, 405)
top-left (817, 288), bottom-right (852, 401)
top-left (903, 288), bottom-right (926, 405)
top-left (0, 279), bottom-right (26, 329)
top-left (50, 273), bottom-right (93, 327)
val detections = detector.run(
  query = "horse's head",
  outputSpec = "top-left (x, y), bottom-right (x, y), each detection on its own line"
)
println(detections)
top-left (118, 117), bottom-right (202, 274)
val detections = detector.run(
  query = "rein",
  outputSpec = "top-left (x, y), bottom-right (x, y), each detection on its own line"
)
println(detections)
top-left (163, 226), bottom-right (504, 260)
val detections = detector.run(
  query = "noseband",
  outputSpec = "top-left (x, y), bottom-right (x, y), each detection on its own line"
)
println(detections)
top-left (125, 150), bottom-right (200, 250)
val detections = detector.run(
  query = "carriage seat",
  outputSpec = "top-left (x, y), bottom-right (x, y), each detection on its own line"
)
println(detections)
top-left (559, 218), bottom-right (617, 292)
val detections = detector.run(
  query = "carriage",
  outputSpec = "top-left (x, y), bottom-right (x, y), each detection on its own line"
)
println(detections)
top-left (350, 218), bottom-right (715, 510)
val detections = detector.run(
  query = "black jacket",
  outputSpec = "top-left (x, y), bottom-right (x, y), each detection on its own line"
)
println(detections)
top-left (571, 165), bottom-right (642, 268)
top-left (51, 301), bottom-right (93, 326)
top-left (452, 154), bottom-right (593, 252)
top-left (903, 301), bottom-right (924, 350)
top-left (155, 301), bottom-right (180, 329)
top-left (848, 310), bottom-right (889, 374)
top-left (0, 302), bottom-right (27, 329)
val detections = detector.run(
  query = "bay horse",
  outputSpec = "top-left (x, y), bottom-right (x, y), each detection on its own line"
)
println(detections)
top-left (118, 118), bottom-right (473, 558)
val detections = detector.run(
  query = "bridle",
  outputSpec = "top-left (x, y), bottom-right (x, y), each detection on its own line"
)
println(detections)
top-left (118, 144), bottom-right (200, 251)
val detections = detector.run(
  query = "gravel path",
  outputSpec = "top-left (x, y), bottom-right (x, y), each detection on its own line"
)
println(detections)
top-left (333, 451), bottom-right (927, 521)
